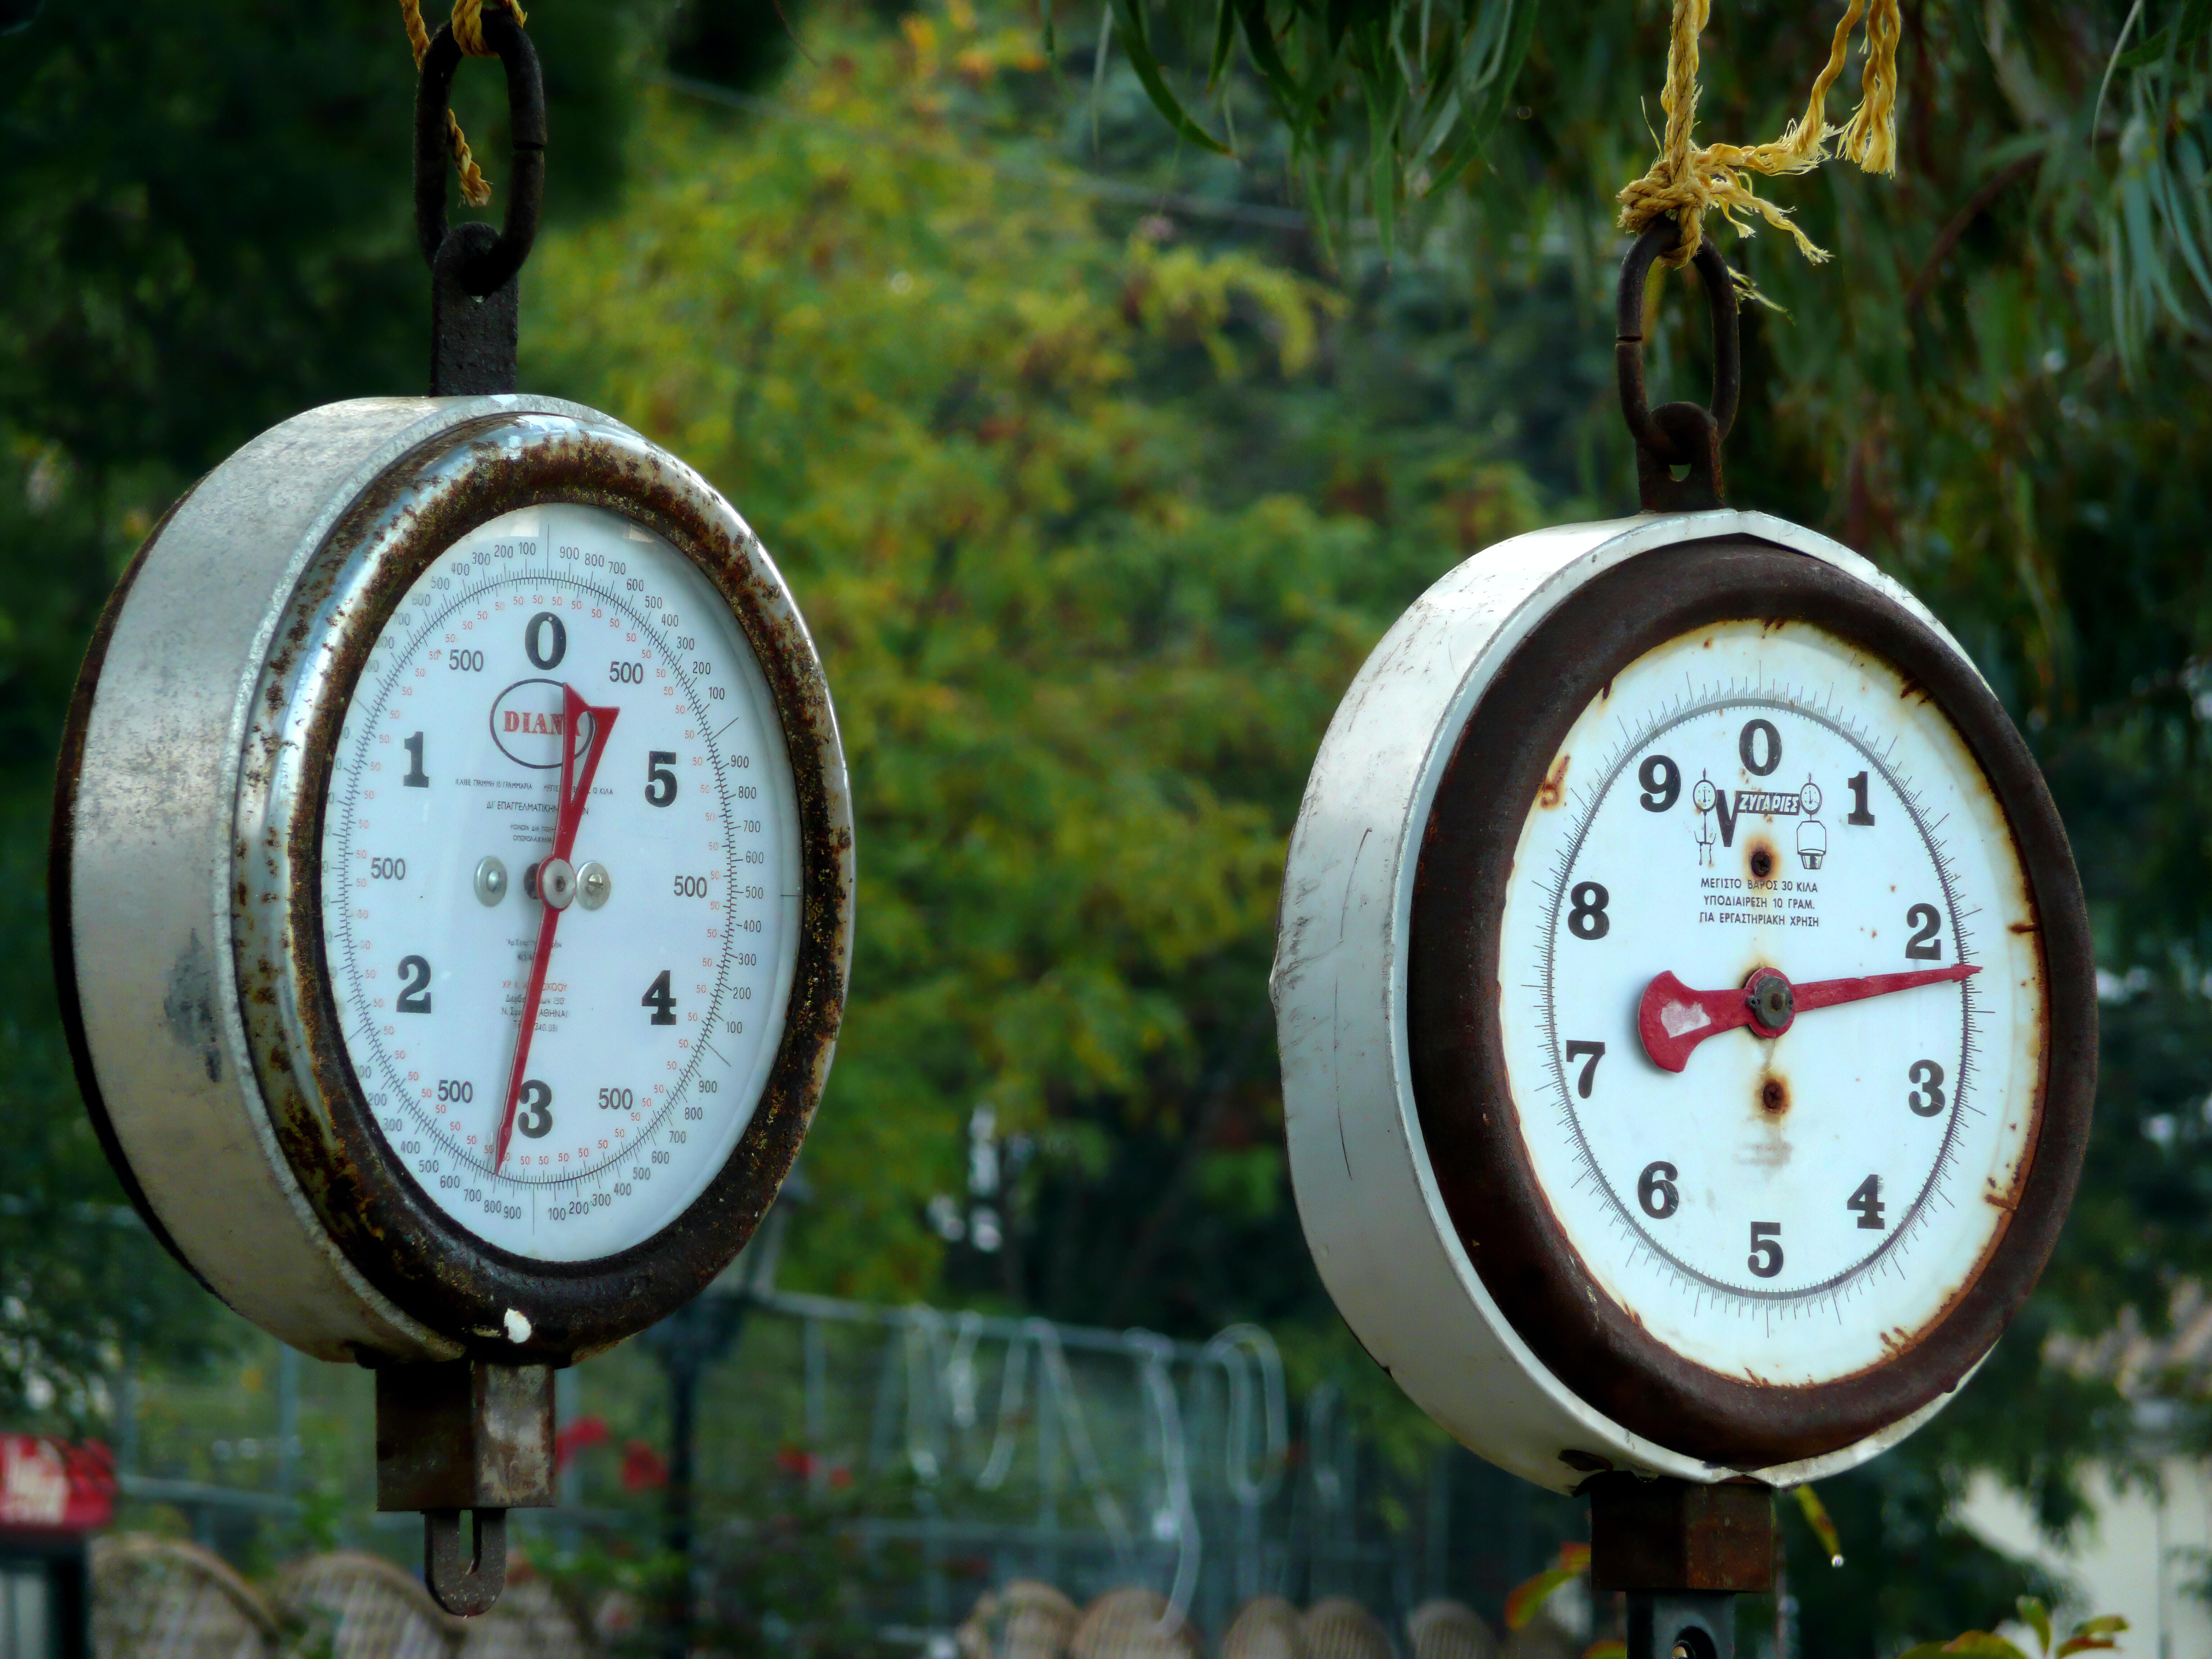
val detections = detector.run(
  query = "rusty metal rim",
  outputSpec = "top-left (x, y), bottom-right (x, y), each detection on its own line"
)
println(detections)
top-left (237, 413), bottom-right (851, 1362)
top-left (1406, 539), bottom-right (2094, 1467)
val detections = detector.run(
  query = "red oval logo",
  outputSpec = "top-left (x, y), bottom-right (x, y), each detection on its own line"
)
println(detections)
top-left (489, 678), bottom-right (603, 770)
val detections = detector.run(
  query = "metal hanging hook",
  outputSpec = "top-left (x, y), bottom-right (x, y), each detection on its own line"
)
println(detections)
top-left (423, 1506), bottom-right (507, 1617)
top-left (1616, 222), bottom-right (1741, 514)
top-left (413, 5), bottom-right (545, 394)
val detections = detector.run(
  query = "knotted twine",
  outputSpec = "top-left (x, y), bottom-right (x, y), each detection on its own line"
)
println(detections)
top-left (400, 0), bottom-right (531, 209)
top-left (1616, 0), bottom-right (1903, 266)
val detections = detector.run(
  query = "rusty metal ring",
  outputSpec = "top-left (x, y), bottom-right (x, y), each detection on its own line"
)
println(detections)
top-left (1615, 223), bottom-right (1740, 465)
top-left (413, 7), bottom-right (545, 299)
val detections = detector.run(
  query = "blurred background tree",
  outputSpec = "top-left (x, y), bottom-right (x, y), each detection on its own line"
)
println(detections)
top-left (4, 0), bottom-right (2211, 1649)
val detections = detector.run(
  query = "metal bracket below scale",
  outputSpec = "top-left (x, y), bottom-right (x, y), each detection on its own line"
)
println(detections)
top-left (1588, 1474), bottom-right (1777, 1659)
top-left (375, 1359), bottom-right (556, 1617)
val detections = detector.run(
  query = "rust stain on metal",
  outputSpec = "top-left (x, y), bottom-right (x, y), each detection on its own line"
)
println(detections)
top-left (1537, 755), bottom-right (1570, 808)
top-left (1746, 836), bottom-right (1777, 881)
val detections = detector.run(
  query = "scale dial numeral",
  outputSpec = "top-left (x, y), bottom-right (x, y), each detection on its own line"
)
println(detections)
top-left (1746, 1222), bottom-right (1784, 1278)
top-left (524, 611), bottom-right (568, 670)
top-left (1567, 882), bottom-right (1610, 940)
top-left (1638, 1161), bottom-right (1679, 1219)
top-left (516, 1079), bottom-right (554, 1138)
top-left (1907, 1059), bottom-right (1947, 1116)
top-left (1564, 1041), bottom-right (1606, 1098)
top-left (1738, 719), bottom-right (1782, 775)
top-left (1848, 1175), bottom-right (1886, 1230)
top-left (1846, 770), bottom-right (1875, 824)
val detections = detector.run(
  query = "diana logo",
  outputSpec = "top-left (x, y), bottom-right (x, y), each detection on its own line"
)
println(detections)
top-left (489, 678), bottom-right (600, 770)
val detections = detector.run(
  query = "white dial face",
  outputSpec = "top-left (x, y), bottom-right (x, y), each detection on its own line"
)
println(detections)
top-left (1496, 619), bottom-right (2045, 1387)
top-left (319, 504), bottom-right (802, 1262)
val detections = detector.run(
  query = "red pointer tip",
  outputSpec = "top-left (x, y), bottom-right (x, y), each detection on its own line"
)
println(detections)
top-left (1637, 962), bottom-right (1978, 1073)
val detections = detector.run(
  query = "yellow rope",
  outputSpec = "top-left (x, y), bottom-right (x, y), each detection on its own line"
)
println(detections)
top-left (401, 0), bottom-right (530, 210)
top-left (1616, 0), bottom-right (1902, 265)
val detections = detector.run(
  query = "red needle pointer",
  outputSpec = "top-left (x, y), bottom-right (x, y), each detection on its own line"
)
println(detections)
top-left (1638, 962), bottom-right (1979, 1073)
top-left (494, 683), bottom-right (619, 1172)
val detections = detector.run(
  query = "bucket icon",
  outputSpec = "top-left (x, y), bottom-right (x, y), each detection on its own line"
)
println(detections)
top-left (1797, 816), bottom-right (1827, 870)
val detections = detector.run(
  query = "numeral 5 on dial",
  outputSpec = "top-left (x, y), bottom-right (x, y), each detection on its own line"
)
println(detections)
top-left (1747, 1222), bottom-right (1784, 1279)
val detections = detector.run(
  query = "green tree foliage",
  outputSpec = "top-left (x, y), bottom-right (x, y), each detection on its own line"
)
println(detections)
top-left (522, 30), bottom-right (1526, 1340)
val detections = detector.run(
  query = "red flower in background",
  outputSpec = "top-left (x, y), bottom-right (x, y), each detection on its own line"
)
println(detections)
top-left (620, 1439), bottom-right (669, 1491)
top-left (553, 1415), bottom-right (610, 1472)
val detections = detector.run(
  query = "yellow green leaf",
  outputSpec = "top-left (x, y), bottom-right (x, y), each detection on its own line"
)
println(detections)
top-left (1793, 1484), bottom-right (1845, 1566)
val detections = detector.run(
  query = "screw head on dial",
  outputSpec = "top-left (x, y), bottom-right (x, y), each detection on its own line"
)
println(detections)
top-left (474, 857), bottom-right (508, 906)
top-left (577, 862), bottom-right (611, 910)
top-left (537, 857), bottom-right (577, 911)
top-left (1747, 970), bottom-right (1795, 1034)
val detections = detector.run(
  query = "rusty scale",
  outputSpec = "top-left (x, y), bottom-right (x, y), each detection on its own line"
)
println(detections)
top-left (1271, 230), bottom-right (2095, 1659)
top-left (51, 17), bottom-right (851, 1618)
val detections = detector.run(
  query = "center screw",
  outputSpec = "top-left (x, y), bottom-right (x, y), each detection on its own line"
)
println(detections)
top-left (537, 856), bottom-right (577, 911)
top-left (1748, 971), bottom-right (1795, 1032)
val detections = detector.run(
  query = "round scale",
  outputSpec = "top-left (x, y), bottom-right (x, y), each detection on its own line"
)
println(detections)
top-left (55, 396), bottom-right (852, 1365)
top-left (1273, 511), bottom-right (2091, 1489)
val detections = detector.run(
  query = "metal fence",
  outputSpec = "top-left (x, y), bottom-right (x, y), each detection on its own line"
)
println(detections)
top-left (96, 1287), bottom-right (1588, 1652)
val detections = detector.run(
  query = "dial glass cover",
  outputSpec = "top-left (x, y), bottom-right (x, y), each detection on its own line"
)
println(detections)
top-left (1494, 617), bottom-right (2045, 1387)
top-left (319, 503), bottom-right (802, 1263)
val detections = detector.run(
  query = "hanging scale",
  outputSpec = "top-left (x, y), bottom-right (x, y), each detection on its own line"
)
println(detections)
top-left (51, 5), bottom-right (853, 1616)
top-left (1274, 49), bottom-right (2095, 1659)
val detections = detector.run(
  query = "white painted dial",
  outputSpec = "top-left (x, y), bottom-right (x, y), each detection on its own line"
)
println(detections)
top-left (1497, 618), bottom-right (2045, 1387)
top-left (319, 503), bottom-right (802, 1263)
